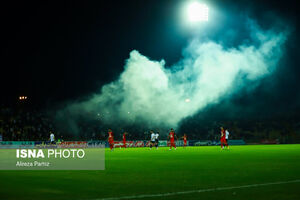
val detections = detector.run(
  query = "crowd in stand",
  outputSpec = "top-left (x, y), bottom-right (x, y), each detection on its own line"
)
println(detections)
top-left (0, 107), bottom-right (54, 141)
top-left (1, 106), bottom-right (300, 143)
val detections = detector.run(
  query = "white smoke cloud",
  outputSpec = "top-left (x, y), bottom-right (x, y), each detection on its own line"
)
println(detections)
top-left (56, 20), bottom-right (288, 130)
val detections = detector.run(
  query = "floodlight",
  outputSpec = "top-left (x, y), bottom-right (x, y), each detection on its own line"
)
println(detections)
top-left (187, 2), bottom-right (208, 22)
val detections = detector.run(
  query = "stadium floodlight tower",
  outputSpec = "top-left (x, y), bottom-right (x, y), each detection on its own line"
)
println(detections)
top-left (186, 1), bottom-right (209, 22)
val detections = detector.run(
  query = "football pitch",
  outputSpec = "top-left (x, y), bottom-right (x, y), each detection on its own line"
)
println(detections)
top-left (0, 144), bottom-right (300, 200)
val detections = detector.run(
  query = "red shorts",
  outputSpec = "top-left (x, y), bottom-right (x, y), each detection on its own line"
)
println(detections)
top-left (109, 140), bottom-right (114, 144)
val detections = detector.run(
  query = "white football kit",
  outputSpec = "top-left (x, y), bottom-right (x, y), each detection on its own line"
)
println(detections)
top-left (151, 133), bottom-right (156, 142)
top-left (50, 133), bottom-right (55, 142)
top-left (225, 130), bottom-right (229, 140)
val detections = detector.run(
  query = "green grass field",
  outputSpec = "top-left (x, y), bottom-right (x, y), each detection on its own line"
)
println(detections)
top-left (0, 144), bottom-right (300, 200)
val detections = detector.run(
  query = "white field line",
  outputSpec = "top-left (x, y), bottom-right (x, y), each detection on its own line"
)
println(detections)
top-left (91, 179), bottom-right (300, 200)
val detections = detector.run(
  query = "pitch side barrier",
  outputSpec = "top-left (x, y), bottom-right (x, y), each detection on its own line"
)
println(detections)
top-left (0, 141), bottom-right (35, 149)
top-left (87, 140), bottom-right (246, 148)
top-left (0, 140), bottom-right (246, 149)
top-left (214, 140), bottom-right (246, 146)
top-left (93, 140), bottom-right (188, 147)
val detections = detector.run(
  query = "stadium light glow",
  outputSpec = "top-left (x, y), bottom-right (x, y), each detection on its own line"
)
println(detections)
top-left (187, 2), bottom-right (208, 22)
top-left (19, 96), bottom-right (27, 100)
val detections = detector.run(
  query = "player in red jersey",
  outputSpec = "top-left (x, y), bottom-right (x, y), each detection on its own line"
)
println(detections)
top-left (220, 127), bottom-right (228, 149)
top-left (182, 133), bottom-right (187, 148)
top-left (122, 132), bottom-right (127, 148)
top-left (108, 129), bottom-right (114, 151)
top-left (168, 128), bottom-right (177, 150)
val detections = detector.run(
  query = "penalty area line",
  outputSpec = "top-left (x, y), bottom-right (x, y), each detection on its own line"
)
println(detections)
top-left (91, 179), bottom-right (300, 200)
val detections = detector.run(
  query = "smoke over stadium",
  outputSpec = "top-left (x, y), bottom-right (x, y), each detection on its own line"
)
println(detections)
top-left (55, 19), bottom-right (288, 133)
top-left (1, 1), bottom-right (300, 199)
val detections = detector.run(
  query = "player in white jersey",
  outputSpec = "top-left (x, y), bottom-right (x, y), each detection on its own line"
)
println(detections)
top-left (154, 131), bottom-right (159, 149)
top-left (50, 132), bottom-right (55, 144)
top-left (150, 130), bottom-right (156, 149)
top-left (225, 129), bottom-right (230, 149)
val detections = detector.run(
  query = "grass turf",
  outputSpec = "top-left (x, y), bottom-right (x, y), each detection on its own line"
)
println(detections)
top-left (0, 144), bottom-right (300, 200)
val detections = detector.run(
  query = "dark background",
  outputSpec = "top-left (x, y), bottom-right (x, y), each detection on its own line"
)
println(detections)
top-left (1, 0), bottom-right (299, 117)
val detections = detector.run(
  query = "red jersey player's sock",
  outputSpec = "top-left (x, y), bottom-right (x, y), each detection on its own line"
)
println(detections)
top-left (170, 142), bottom-right (176, 149)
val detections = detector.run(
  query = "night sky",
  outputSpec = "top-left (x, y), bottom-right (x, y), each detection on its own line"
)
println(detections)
top-left (1, 0), bottom-right (300, 119)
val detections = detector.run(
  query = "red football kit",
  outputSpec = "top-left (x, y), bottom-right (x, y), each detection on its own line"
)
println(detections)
top-left (183, 136), bottom-right (187, 146)
top-left (169, 132), bottom-right (176, 149)
top-left (123, 133), bottom-right (126, 148)
top-left (221, 129), bottom-right (226, 142)
top-left (108, 131), bottom-right (114, 150)
top-left (220, 129), bottom-right (228, 148)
